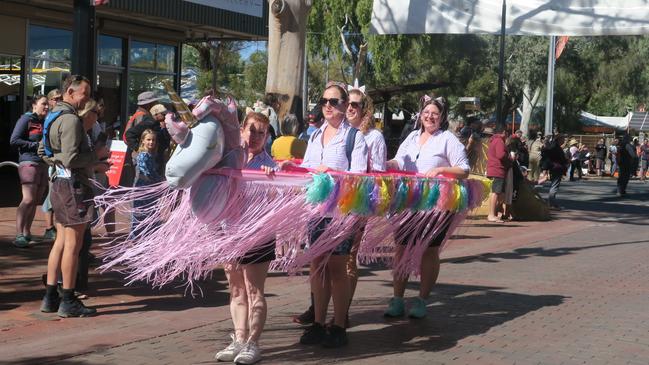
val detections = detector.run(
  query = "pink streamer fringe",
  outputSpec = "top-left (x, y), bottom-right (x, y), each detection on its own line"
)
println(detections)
top-left (93, 171), bottom-right (484, 291)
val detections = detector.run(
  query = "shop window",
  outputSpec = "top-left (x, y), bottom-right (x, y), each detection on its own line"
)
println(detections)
top-left (29, 25), bottom-right (72, 62)
top-left (157, 44), bottom-right (175, 73)
top-left (27, 25), bottom-right (71, 97)
top-left (127, 41), bottom-right (176, 114)
top-left (130, 41), bottom-right (156, 71)
top-left (0, 54), bottom-right (23, 163)
top-left (128, 72), bottom-right (174, 114)
top-left (99, 35), bottom-right (123, 67)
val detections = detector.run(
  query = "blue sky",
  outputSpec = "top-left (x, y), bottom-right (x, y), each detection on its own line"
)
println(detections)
top-left (239, 41), bottom-right (267, 60)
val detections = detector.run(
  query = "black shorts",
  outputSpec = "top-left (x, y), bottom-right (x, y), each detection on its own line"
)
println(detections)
top-left (489, 176), bottom-right (506, 194)
top-left (239, 240), bottom-right (276, 265)
top-left (309, 218), bottom-right (354, 255)
top-left (395, 211), bottom-right (453, 248)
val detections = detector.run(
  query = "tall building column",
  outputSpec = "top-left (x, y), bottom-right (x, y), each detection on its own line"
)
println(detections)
top-left (71, 0), bottom-right (97, 88)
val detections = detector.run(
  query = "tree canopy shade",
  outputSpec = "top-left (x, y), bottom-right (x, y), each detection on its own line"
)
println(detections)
top-left (370, 0), bottom-right (649, 36)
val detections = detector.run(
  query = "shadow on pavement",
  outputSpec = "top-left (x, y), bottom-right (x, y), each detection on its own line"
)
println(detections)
top-left (4, 357), bottom-right (92, 365)
top-left (263, 283), bottom-right (565, 363)
top-left (4, 344), bottom-right (112, 365)
top-left (449, 238), bottom-right (649, 264)
top-left (1, 264), bottom-right (230, 313)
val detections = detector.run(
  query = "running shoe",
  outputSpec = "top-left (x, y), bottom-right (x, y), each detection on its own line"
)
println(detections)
top-left (299, 322), bottom-right (326, 345)
top-left (234, 341), bottom-right (261, 364)
top-left (408, 297), bottom-right (427, 319)
top-left (384, 296), bottom-right (405, 317)
top-left (215, 333), bottom-right (244, 362)
top-left (322, 324), bottom-right (348, 348)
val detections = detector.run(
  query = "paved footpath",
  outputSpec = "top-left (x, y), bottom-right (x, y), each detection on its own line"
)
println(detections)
top-left (1, 178), bottom-right (648, 365)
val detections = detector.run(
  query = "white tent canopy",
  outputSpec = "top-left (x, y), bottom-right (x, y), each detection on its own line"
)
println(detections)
top-left (370, 0), bottom-right (649, 36)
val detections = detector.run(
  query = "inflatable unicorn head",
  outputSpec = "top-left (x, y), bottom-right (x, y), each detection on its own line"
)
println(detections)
top-left (162, 82), bottom-right (244, 190)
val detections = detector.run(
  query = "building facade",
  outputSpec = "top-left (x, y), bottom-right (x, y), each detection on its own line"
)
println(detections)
top-left (0, 0), bottom-right (267, 162)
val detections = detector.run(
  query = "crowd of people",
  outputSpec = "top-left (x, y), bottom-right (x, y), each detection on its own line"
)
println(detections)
top-left (8, 73), bottom-right (647, 364)
top-left (469, 121), bottom-right (645, 220)
top-left (9, 75), bottom-right (473, 364)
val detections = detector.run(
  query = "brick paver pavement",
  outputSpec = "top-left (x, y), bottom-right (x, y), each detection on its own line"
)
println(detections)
top-left (1, 178), bottom-right (648, 364)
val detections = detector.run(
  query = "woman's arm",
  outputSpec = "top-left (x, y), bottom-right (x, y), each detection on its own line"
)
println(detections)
top-left (385, 159), bottom-right (400, 170)
top-left (10, 115), bottom-right (38, 152)
top-left (425, 166), bottom-right (469, 179)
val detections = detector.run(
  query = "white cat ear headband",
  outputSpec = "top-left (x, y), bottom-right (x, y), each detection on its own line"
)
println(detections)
top-left (347, 79), bottom-right (366, 95)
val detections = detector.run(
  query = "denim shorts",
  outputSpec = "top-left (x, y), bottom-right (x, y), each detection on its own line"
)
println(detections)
top-left (308, 218), bottom-right (354, 256)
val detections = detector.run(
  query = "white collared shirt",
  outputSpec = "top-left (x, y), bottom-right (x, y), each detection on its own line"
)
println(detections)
top-left (301, 119), bottom-right (368, 172)
top-left (394, 129), bottom-right (470, 173)
top-left (364, 128), bottom-right (387, 172)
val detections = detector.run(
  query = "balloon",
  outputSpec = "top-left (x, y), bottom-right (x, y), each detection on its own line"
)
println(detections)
top-left (165, 113), bottom-right (225, 190)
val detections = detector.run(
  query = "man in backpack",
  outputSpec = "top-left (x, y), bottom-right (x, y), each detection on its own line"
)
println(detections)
top-left (40, 75), bottom-right (97, 317)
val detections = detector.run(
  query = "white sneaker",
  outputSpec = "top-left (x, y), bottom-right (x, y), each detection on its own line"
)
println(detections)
top-left (215, 333), bottom-right (244, 362)
top-left (234, 341), bottom-right (262, 365)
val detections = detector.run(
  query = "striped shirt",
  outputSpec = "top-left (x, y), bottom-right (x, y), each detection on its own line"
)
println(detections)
top-left (393, 129), bottom-right (470, 173)
top-left (301, 119), bottom-right (368, 172)
top-left (364, 128), bottom-right (387, 172)
top-left (245, 150), bottom-right (276, 170)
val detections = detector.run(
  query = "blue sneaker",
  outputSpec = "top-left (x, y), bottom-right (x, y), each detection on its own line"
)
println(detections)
top-left (384, 297), bottom-right (405, 317)
top-left (13, 234), bottom-right (29, 248)
top-left (408, 297), bottom-right (427, 319)
top-left (43, 227), bottom-right (57, 241)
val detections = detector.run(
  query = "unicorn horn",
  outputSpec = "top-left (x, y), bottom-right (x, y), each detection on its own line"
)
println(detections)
top-left (163, 80), bottom-right (198, 128)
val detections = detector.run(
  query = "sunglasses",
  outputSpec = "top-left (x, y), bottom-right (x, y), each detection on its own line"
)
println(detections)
top-left (318, 98), bottom-right (343, 107)
top-left (349, 101), bottom-right (363, 109)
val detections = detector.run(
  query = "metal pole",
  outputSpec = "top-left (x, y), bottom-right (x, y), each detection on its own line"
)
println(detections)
top-left (303, 34), bottom-right (308, 120)
top-left (545, 36), bottom-right (556, 136)
top-left (71, 0), bottom-right (96, 87)
top-left (495, 0), bottom-right (507, 131)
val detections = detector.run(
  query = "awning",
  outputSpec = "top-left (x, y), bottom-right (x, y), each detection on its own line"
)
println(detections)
top-left (580, 111), bottom-right (629, 130)
top-left (370, 0), bottom-right (649, 36)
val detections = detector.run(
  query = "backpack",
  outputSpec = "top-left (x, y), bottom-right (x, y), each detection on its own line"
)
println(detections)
top-left (42, 109), bottom-right (72, 158)
top-left (310, 126), bottom-right (359, 171)
top-left (344, 127), bottom-right (359, 170)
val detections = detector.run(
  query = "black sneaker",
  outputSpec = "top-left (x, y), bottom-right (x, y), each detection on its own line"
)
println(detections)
top-left (299, 323), bottom-right (326, 345)
top-left (322, 324), bottom-right (348, 348)
top-left (57, 298), bottom-right (97, 318)
top-left (293, 307), bottom-right (315, 325)
top-left (326, 314), bottom-right (350, 329)
top-left (40, 295), bottom-right (60, 313)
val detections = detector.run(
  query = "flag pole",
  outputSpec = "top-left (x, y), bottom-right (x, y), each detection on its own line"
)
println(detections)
top-left (496, 0), bottom-right (507, 131)
top-left (545, 36), bottom-right (556, 136)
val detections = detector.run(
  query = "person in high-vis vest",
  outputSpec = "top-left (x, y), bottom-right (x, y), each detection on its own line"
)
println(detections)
top-left (120, 91), bottom-right (159, 186)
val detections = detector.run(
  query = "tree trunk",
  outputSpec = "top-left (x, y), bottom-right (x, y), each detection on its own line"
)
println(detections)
top-left (519, 84), bottom-right (542, 137)
top-left (266, 0), bottom-right (312, 123)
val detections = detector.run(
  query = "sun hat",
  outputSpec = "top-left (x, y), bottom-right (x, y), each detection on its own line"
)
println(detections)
top-left (137, 91), bottom-right (160, 106)
top-left (568, 138), bottom-right (579, 146)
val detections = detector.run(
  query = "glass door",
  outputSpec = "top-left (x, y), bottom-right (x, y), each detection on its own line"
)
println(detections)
top-left (97, 69), bottom-right (122, 139)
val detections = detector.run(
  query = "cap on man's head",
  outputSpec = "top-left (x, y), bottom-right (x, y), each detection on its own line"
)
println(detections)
top-left (137, 91), bottom-right (160, 106)
top-left (150, 104), bottom-right (167, 115)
